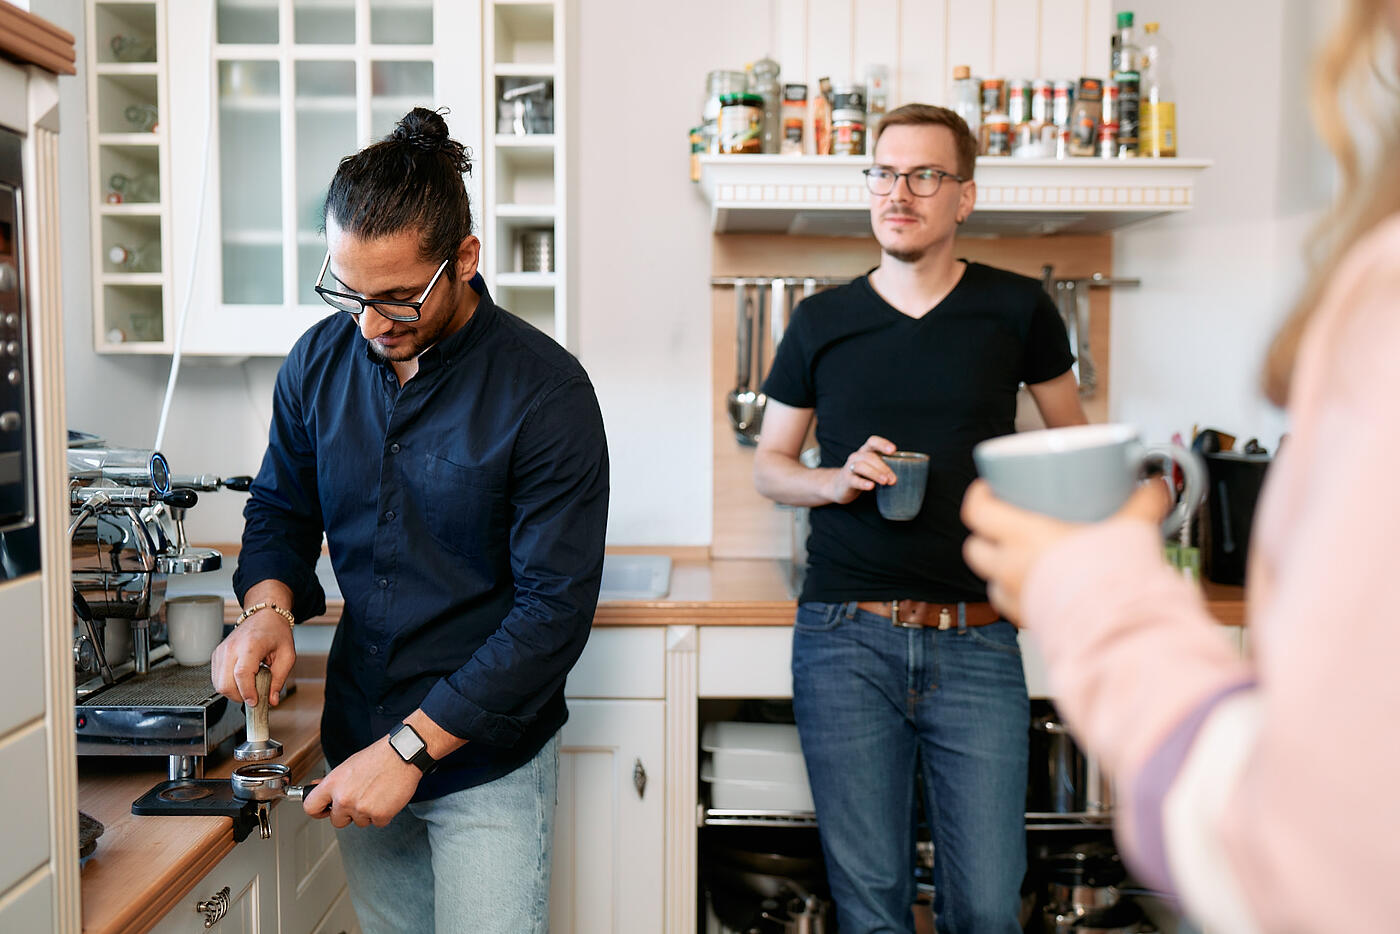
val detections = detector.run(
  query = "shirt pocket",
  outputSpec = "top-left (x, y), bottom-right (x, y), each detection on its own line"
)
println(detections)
top-left (420, 453), bottom-right (506, 558)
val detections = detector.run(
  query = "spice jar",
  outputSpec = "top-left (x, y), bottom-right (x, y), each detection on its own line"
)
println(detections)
top-left (718, 93), bottom-right (764, 154)
top-left (1098, 122), bottom-right (1120, 158)
top-left (780, 84), bottom-right (808, 155)
top-left (703, 70), bottom-right (746, 153)
top-left (831, 108), bottom-right (866, 156)
top-left (982, 112), bottom-right (1011, 156)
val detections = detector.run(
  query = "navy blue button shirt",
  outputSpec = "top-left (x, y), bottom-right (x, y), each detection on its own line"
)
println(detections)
top-left (233, 283), bottom-right (609, 800)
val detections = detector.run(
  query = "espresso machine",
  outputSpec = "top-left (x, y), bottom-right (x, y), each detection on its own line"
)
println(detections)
top-left (68, 433), bottom-right (253, 779)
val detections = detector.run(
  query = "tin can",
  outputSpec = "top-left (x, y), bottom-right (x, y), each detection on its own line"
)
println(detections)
top-left (980, 78), bottom-right (1006, 119)
top-left (1052, 81), bottom-right (1073, 127)
top-left (1008, 81), bottom-right (1031, 125)
top-left (831, 108), bottom-right (866, 155)
top-left (983, 112), bottom-right (1011, 156)
top-left (1031, 80), bottom-right (1052, 125)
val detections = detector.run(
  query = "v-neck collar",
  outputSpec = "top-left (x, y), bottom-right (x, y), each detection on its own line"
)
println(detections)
top-left (861, 259), bottom-right (974, 321)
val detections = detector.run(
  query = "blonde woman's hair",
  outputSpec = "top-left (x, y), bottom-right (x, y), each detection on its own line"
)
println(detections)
top-left (1264, 0), bottom-right (1400, 404)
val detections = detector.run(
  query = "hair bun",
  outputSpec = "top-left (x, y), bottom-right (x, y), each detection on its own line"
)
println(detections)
top-left (388, 107), bottom-right (471, 174)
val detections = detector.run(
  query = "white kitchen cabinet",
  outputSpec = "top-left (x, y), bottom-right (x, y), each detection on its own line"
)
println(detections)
top-left (148, 833), bottom-right (279, 934)
top-left (276, 763), bottom-right (354, 934)
top-left (550, 698), bottom-right (666, 934)
top-left (155, 0), bottom-right (480, 357)
top-left (148, 790), bottom-right (351, 934)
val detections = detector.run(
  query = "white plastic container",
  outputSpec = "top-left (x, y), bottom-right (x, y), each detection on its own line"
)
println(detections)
top-left (701, 721), bottom-right (812, 787)
top-left (701, 758), bottom-right (815, 812)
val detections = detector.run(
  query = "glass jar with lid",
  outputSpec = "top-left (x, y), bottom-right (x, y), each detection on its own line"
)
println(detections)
top-left (703, 70), bottom-right (747, 154)
top-left (718, 93), bottom-right (764, 154)
top-left (748, 57), bottom-right (782, 153)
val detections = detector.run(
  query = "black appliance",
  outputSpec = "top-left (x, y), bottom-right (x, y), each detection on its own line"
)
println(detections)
top-left (1203, 451), bottom-right (1272, 586)
top-left (0, 126), bottom-right (39, 582)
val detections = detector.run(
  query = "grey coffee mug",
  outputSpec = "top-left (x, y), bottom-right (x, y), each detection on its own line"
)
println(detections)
top-left (972, 424), bottom-right (1205, 536)
top-left (876, 451), bottom-right (930, 521)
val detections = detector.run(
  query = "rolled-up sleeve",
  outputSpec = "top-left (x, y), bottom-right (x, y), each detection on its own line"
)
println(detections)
top-left (419, 375), bottom-right (609, 745)
top-left (232, 343), bottom-right (328, 621)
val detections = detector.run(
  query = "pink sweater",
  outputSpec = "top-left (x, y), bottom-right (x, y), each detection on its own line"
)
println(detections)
top-left (1021, 216), bottom-right (1400, 933)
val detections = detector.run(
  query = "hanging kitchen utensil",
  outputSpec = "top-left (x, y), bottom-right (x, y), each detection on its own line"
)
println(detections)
top-left (1073, 279), bottom-right (1098, 396)
top-left (735, 284), bottom-right (768, 445)
top-left (726, 281), bottom-right (757, 439)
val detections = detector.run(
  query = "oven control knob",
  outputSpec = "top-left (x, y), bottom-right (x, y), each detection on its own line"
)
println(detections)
top-left (3, 341), bottom-right (18, 357)
top-left (0, 262), bottom-right (16, 293)
top-left (5, 369), bottom-right (18, 386)
top-left (1, 312), bottom-right (16, 329)
top-left (0, 411), bottom-right (21, 432)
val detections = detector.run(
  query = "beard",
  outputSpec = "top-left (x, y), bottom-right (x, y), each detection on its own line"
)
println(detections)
top-left (883, 244), bottom-right (929, 263)
top-left (366, 317), bottom-right (446, 361)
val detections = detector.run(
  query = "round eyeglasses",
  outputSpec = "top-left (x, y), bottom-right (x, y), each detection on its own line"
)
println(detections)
top-left (314, 250), bottom-right (451, 323)
top-left (863, 166), bottom-right (966, 198)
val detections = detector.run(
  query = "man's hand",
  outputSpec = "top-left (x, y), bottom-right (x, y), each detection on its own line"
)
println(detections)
top-left (210, 611), bottom-right (296, 706)
top-left (825, 435), bottom-right (898, 504)
top-left (303, 737), bottom-right (422, 828)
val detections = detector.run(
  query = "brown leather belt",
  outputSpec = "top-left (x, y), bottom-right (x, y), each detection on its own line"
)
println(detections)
top-left (854, 600), bottom-right (1001, 630)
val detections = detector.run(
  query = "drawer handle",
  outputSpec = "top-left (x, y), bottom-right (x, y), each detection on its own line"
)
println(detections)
top-left (197, 885), bottom-right (231, 928)
top-left (633, 758), bottom-right (647, 799)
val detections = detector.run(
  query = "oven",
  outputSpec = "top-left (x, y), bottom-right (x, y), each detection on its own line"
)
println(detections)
top-left (0, 125), bottom-right (40, 582)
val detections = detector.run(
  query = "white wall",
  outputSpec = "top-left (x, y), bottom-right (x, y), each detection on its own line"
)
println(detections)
top-left (37, 0), bottom-right (1339, 546)
top-left (1108, 0), bottom-right (1336, 449)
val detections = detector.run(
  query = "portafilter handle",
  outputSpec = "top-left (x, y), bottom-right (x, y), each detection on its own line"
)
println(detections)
top-left (234, 665), bottom-right (283, 762)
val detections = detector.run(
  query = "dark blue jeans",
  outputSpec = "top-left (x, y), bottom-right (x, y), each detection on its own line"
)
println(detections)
top-left (792, 601), bottom-right (1029, 934)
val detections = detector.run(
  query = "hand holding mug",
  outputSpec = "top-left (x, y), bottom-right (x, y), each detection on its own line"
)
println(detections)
top-left (827, 435), bottom-right (897, 504)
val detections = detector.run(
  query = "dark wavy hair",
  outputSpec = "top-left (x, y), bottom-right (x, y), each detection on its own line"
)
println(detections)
top-left (323, 107), bottom-right (474, 281)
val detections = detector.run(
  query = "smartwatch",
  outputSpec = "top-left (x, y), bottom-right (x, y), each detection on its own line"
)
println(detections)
top-left (388, 722), bottom-right (438, 774)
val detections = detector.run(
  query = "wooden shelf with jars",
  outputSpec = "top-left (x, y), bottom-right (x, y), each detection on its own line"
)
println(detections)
top-left (697, 154), bottom-right (1212, 238)
top-left (481, 0), bottom-right (569, 348)
top-left (86, 0), bottom-right (172, 352)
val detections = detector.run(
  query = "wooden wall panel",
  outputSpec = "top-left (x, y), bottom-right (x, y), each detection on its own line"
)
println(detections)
top-left (1039, 0), bottom-right (1089, 79)
top-left (946, 0), bottom-right (995, 81)
top-left (992, 0), bottom-right (1041, 78)
top-left (806, 0), bottom-right (854, 85)
top-left (852, 0), bottom-right (900, 100)
top-left (711, 232), bottom-right (1114, 558)
top-left (897, 0), bottom-right (948, 106)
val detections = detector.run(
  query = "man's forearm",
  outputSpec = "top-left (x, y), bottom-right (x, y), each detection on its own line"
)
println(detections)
top-left (754, 450), bottom-right (838, 507)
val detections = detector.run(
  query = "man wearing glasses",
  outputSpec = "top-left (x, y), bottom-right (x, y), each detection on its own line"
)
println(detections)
top-left (212, 109), bottom-right (608, 934)
top-left (754, 104), bottom-right (1086, 933)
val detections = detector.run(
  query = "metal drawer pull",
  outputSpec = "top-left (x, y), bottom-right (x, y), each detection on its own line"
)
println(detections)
top-left (197, 886), bottom-right (231, 928)
top-left (633, 758), bottom-right (647, 799)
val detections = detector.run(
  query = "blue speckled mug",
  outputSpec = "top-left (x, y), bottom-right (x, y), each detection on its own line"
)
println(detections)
top-left (876, 451), bottom-right (930, 521)
top-left (973, 424), bottom-right (1205, 536)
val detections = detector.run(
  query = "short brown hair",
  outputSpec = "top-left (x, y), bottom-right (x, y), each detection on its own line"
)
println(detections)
top-left (873, 104), bottom-right (978, 180)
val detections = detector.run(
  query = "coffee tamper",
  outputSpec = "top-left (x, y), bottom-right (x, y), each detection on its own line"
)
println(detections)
top-left (233, 664), bottom-right (283, 762)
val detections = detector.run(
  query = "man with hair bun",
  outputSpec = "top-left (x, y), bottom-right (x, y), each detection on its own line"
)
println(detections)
top-left (212, 107), bottom-right (609, 933)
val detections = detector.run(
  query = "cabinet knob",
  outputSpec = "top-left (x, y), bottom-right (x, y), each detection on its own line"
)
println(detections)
top-left (633, 758), bottom-right (647, 799)
top-left (196, 885), bottom-right (231, 928)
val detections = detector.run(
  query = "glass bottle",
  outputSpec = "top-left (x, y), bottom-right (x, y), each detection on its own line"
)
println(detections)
top-left (1140, 22), bottom-right (1177, 157)
top-left (864, 64), bottom-right (889, 141)
top-left (106, 171), bottom-right (159, 204)
top-left (1111, 11), bottom-right (1141, 156)
top-left (108, 241), bottom-right (158, 273)
top-left (748, 57), bottom-right (782, 154)
top-left (124, 103), bottom-right (159, 133)
top-left (951, 65), bottom-right (981, 138)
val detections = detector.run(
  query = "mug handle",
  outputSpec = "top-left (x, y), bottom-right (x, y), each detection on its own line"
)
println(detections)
top-left (1142, 444), bottom-right (1207, 538)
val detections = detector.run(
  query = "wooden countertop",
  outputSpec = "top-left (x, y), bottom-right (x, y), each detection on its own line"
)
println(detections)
top-left (246, 554), bottom-right (1245, 628)
top-left (78, 680), bottom-right (327, 934)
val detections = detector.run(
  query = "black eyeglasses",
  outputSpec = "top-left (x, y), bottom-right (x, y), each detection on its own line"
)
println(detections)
top-left (863, 166), bottom-right (966, 198)
top-left (314, 250), bottom-right (451, 323)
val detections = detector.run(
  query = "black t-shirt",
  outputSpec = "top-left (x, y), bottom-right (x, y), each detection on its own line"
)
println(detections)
top-left (761, 261), bottom-right (1075, 604)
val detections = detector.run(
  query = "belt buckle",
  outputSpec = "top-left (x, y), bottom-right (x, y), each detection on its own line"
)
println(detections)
top-left (890, 600), bottom-right (919, 629)
top-left (937, 606), bottom-right (953, 630)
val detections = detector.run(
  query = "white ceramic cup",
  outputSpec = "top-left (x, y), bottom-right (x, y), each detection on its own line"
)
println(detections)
top-left (165, 594), bottom-right (225, 666)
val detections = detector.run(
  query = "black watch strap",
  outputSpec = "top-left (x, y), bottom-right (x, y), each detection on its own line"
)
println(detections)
top-left (388, 722), bottom-right (438, 774)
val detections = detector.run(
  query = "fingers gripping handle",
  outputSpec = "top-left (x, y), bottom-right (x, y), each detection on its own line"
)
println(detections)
top-left (234, 664), bottom-right (283, 762)
top-left (246, 665), bottom-right (271, 743)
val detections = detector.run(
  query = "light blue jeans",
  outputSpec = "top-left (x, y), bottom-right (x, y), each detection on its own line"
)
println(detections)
top-left (792, 602), bottom-right (1029, 934)
top-left (335, 731), bottom-right (560, 934)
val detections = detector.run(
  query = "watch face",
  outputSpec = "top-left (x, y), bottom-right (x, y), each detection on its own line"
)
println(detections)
top-left (390, 724), bottom-right (426, 761)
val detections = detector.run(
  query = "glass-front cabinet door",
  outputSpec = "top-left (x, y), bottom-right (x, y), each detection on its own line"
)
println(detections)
top-left (166, 0), bottom-right (478, 356)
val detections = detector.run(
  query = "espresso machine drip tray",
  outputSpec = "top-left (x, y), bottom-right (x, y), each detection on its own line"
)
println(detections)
top-left (76, 660), bottom-right (245, 758)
